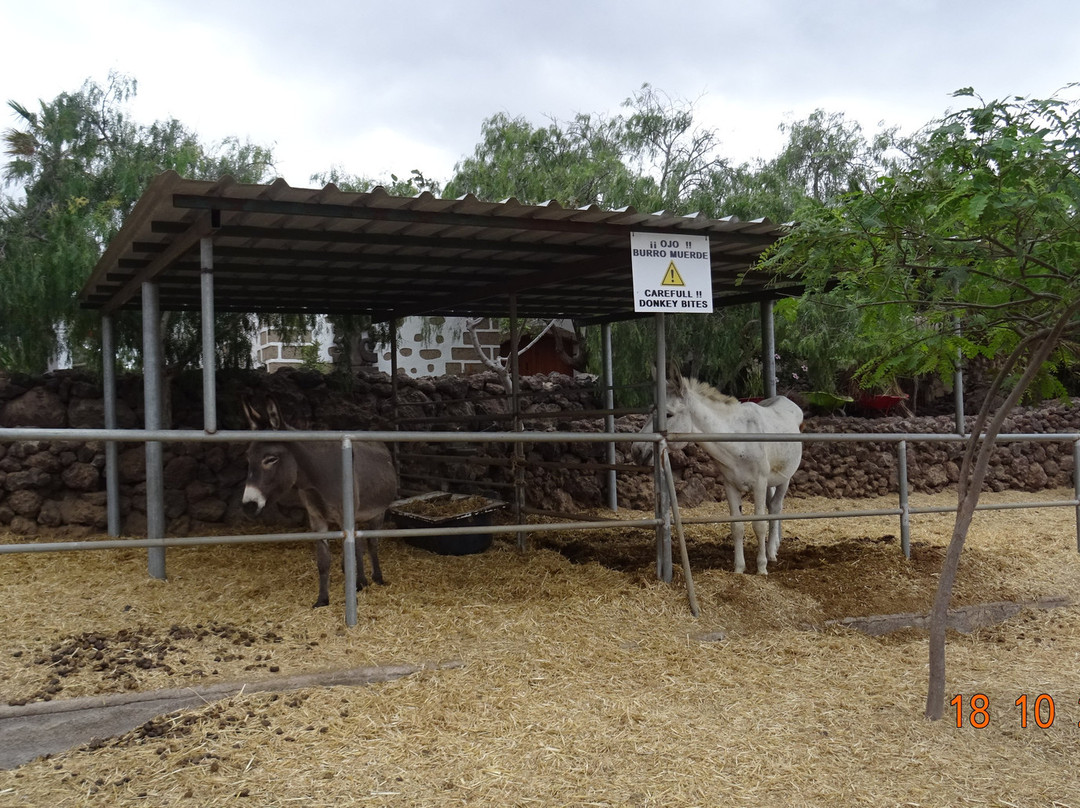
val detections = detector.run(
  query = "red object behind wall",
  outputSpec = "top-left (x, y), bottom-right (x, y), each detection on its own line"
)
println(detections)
top-left (500, 334), bottom-right (576, 377)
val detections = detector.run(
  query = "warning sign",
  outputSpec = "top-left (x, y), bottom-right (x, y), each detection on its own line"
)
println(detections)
top-left (630, 232), bottom-right (713, 313)
top-left (661, 262), bottom-right (685, 286)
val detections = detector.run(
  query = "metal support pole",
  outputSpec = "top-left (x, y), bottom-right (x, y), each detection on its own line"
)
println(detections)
top-left (760, 298), bottom-right (777, 398)
top-left (1074, 438), bottom-right (1080, 554)
top-left (101, 315), bottom-right (120, 537)
top-left (200, 238), bottom-right (217, 433)
top-left (390, 322), bottom-right (400, 474)
top-left (141, 282), bottom-right (166, 580)
top-left (898, 440), bottom-right (911, 559)
top-left (661, 440), bottom-right (700, 617)
top-left (953, 357), bottom-right (965, 435)
top-left (953, 282), bottom-right (966, 436)
top-left (342, 438), bottom-right (358, 627)
top-left (655, 313), bottom-right (672, 582)
top-left (602, 322), bottom-right (618, 512)
top-left (509, 298), bottom-right (526, 551)
top-left (390, 324), bottom-right (399, 383)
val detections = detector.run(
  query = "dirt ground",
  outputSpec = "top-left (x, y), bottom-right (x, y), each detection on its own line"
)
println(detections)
top-left (1, 488), bottom-right (1079, 806)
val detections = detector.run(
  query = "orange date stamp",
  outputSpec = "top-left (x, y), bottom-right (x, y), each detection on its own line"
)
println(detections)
top-left (951, 693), bottom-right (1075, 728)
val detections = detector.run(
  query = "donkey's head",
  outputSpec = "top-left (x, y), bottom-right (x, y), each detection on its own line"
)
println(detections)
top-left (661, 368), bottom-right (693, 445)
top-left (630, 368), bottom-right (692, 465)
top-left (241, 398), bottom-right (298, 517)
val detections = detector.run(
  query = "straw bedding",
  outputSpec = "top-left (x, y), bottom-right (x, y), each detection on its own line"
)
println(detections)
top-left (2, 489), bottom-right (1079, 806)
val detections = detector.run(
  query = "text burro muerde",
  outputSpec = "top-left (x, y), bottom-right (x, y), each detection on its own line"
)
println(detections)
top-left (630, 232), bottom-right (713, 313)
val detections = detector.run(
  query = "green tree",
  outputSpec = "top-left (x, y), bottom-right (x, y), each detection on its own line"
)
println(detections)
top-left (444, 110), bottom-right (636, 208)
top-left (445, 87), bottom-right (772, 400)
top-left (607, 108), bottom-right (895, 401)
top-left (771, 109), bottom-right (893, 205)
top-left (1, 75), bottom-right (138, 371)
top-left (444, 84), bottom-right (728, 214)
top-left (763, 87), bottom-right (1080, 720)
top-left (619, 84), bottom-right (726, 212)
top-left (1, 74), bottom-right (276, 374)
top-left (333, 90), bottom-right (898, 399)
top-left (311, 166), bottom-right (441, 197)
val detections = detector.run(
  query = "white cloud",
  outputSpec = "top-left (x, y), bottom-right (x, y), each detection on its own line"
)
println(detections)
top-left (3, 0), bottom-right (1079, 192)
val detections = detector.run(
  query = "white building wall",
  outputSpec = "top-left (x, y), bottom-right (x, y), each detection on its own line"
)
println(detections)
top-left (254, 316), bottom-right (500, 377)
top-left (376, 317), bottom-right (499, 377)
top-left (254, 316), bottom-right (334, 373)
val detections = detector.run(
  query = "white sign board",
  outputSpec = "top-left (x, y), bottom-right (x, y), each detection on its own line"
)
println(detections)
top-left (630, 232), bottom-right (713, 314)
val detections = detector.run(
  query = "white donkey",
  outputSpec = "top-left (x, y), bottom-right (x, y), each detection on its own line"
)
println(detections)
top-left (634, 369), bottom-right (803, 574)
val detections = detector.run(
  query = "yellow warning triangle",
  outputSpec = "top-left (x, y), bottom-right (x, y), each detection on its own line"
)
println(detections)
top-left (661, 261), bottom-right (685, 286)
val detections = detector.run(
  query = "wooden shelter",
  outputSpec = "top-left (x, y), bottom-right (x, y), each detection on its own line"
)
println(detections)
top-left (77, 171), bottom-right (799, 605)
top-left (81, 172), bottom-right (797, 320)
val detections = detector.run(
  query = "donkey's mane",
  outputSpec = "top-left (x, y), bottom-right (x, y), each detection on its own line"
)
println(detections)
top-left (684, 376), bottom-right (739, 406)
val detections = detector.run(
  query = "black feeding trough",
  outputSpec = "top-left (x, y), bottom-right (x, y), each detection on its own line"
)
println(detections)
top-left (390, 492), bottom-right (506, 555)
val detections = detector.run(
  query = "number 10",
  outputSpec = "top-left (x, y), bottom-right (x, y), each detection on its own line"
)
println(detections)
top-left (1015, 694), bottom-right (1055, 728)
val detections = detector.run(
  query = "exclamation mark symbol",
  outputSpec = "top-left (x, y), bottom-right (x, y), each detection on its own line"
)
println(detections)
top-left (661, 262), bottom-right (685, 286)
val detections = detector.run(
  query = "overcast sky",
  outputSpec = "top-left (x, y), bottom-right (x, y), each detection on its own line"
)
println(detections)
top-left (3, 1), bottom-right (1079, 191)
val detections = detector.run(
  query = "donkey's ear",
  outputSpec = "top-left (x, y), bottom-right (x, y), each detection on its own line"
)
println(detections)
top-left (241, 398), bottom-right (263, 430)
top-left (265, 397), bottom-right (285, 430)
top-left (667, 363), bottom-right (687, 397)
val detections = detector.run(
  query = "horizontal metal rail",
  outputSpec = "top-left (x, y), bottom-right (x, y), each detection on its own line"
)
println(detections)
top-left (395, 406), bottom-right (648, 425)
top-left (677, 499), bottom-right (1080, 526)
top-left (0, 518), bottom-right (663, 555)
top-left (401, 451), bottom-right (641, 474)
top-left (2, 427), bottom-right (1077, 444)
top-left (397, 474), bottom-right (516, 491)
top-left (2, 424), bottom-right (1078, 625)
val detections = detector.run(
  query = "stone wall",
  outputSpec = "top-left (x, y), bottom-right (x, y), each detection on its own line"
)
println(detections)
top-left (1, 368), bottom-right (1077, 535)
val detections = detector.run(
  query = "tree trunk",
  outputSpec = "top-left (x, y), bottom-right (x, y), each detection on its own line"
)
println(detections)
top-left (925, 309), bottom-right (1078, 720)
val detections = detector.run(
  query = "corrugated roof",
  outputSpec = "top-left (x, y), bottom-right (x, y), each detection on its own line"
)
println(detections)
top-left (79, 171), bottom-right (800, 322)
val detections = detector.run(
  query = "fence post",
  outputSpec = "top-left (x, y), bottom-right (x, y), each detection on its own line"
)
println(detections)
top-left (342, 437), bottom-right (357, 628)
top-left (898, 440), bottom-right (911, 559)
top-left (509, 297), bottom-right (527, 551)
top-left (200, 237), bottom-right (217, 434)
top-left (654, 314), bottom-right (672, 582)
top-left (1074, 438), bottom-right (1080, 554)
top-left (603, 322), bottom-right (618, 512)
top-left (760, 299), bottom-right (777, 398)
top-left (142, 281), bottom-right (166, 580)
top-left (953, 281), bottom-right (966, 437)
top-left (661, 440), bottom-right (700, 617)
top-left (101, 315), bottom-right (121, 537)
top-left (390, 326), bottom-right (400, 477)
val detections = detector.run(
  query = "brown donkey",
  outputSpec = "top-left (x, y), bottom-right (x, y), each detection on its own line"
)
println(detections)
top-left (241, 398), bottom-right (397, 607)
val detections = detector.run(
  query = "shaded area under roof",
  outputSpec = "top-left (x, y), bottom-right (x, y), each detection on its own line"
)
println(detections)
top-left (79, 172), bottom-right (800, 323)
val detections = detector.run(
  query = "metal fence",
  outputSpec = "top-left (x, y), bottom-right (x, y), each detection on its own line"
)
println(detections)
top-left (2, 425), bottom-right (1079, 624)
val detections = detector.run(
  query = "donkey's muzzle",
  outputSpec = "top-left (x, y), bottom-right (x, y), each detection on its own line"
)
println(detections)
top-left (241, 484), bottom-right (266, 517)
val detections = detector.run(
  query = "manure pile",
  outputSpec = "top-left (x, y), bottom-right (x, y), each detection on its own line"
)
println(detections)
top-left (2, 489), bottom-right (1079, 806)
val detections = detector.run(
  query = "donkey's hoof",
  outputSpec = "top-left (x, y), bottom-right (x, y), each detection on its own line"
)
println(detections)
top-left (357, 582), bottom-right (387, 592)
top-left (312, 598), bottom-right (329, 609)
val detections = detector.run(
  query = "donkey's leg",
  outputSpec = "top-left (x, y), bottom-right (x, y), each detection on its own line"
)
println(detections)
top-left (312, 539), bottom-right (331, 608)
top-left (300, 491), bottom-right (332, 608)
top-left (766, 479), bottom-right (791, 562)
top-left (352, 518), bottom-right (385, 590)
top-left (724, 482), bottom-right (747, 574)
top-left (363, 515), bottom-right (386, 587)
top-left (751, 480), bottom-right (770, 575)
